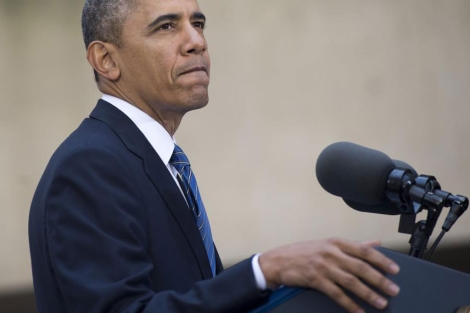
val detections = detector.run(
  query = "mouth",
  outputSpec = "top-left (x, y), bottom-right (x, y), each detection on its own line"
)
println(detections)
top-left (179, 66), bottom-right (208, 76)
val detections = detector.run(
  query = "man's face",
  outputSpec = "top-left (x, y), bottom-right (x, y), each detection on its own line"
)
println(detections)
top-left (115, 0), bottom-right (210, 116)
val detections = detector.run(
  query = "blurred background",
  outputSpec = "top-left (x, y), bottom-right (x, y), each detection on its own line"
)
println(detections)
top-left (1, 0), bottom-right (470, 311)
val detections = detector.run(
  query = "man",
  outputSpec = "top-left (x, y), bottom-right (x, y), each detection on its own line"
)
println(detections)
top-left (29, 0), bottom-right (400, 312)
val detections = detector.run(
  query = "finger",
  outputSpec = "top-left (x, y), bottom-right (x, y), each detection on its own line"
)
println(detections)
top-left (336, 239), bottom-right (400, 275)
top-left (361, 239), bottom-right (381, 247)
top-left (313, 279), bottom-right (365, 313)
top-left (329, 267), bottom-right (389, 310)
top-left (341, 255), bottom-right (400, 297)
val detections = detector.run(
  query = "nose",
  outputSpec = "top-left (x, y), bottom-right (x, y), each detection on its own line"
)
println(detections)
top-left (181, 24), bottom-right (207, 55)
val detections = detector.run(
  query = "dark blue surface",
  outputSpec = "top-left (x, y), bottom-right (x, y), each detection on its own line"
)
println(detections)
top-left (249, 248), bottom-right (470, 312)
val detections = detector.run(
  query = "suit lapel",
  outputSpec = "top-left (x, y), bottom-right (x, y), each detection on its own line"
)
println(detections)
top-left (89, 100), bottom-right (214, 279)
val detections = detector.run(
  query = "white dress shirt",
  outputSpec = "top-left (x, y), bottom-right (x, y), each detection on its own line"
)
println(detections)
top-left (102, 94), bottom-right (268, 290)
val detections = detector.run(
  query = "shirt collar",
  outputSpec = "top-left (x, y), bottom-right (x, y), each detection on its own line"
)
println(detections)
top-left (101, 94), bottom-right (175, 165)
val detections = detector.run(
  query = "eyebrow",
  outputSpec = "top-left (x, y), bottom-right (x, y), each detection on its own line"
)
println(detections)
top-left (147, 12), bottom-right (206, 29)
top-left (192, 12), bottom-right (206, 21)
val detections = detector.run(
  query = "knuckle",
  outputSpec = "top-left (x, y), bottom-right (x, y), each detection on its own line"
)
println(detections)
top-left (309, 275), bottom-right (328, 290)
top-left (309, 274), bottom-right (326, 289)
top-left (309, 278), bottom-right (321, 289)
top-left (321, 242), bottom-right (341, 258)
top-left (358, 244), bottom-right (372, 258)
top-left (303, 261), bottom-right (324, 281)
top-left (328, 287), bottom-right (344, 300)
top-left (327, 237), bottom-right (342, 246)
top-left (342, 274), bottom-right (359, 289)
top-left (311, 258), bottom-right (328, 273)
top-left (324, 245), bottom-right (338, 257)
top-left (355, 260), bottom-right (368, 273)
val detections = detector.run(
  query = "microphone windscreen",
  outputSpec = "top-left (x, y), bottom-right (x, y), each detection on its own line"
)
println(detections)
top-left (316, 142), bottom-right (395, 205)
top-left (341, 159), bottom-right (418, 215)
top-left (343, 199), bottom-right (400, 215)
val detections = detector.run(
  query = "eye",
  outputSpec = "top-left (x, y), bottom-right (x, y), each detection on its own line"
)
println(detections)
top-left (158, 23), bottom-right (174, 31)
top-left (193, 21), bottom-right (206, 29)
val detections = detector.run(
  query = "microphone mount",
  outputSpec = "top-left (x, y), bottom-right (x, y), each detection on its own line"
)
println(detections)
top-left (386, 168), bottom-right (468, 259)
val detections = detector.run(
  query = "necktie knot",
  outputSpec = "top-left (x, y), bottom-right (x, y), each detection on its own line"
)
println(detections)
top-left (170, 144), bottom-right (190, 171)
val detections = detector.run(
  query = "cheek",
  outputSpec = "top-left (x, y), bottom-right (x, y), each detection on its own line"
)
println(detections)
top-left (151, 45), bottom-right (178, 82)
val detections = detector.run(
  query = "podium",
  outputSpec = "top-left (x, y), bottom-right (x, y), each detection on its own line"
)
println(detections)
top-left (250, 247), bottom-right (470, 312)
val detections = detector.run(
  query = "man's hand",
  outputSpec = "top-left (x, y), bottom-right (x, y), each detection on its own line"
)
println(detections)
top-left (259, 238), bottom-right (400, 313)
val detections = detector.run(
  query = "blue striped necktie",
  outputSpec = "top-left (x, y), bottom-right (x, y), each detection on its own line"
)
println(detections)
top-left (169, 144), bottom-right (216, 277)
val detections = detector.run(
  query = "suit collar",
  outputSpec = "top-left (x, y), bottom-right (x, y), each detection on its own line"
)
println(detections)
top-left (90, 99), bottom-right (214, 279)
top-left (101, 94), bottom-right (175, 166)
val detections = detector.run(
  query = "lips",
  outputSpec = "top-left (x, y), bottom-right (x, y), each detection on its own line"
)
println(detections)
top-left (179, 66), bottom-right (208, 76)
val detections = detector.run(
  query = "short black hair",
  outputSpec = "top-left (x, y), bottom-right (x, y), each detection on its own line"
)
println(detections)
top-left (81, 0), bottom-right (137, 82)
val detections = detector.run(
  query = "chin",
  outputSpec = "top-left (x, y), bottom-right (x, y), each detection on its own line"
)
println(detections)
top-left (184, 88), bottom-right (209, 111)
top-left (187, 96), bottom-right (209, 111)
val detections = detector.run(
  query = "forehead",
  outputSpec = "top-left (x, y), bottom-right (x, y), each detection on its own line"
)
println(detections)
top-left (134, 0), bottom-right (202, 19)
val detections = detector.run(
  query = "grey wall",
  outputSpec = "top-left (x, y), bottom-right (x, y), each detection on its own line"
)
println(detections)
top-left (1, 0), bottom-right (470, 294)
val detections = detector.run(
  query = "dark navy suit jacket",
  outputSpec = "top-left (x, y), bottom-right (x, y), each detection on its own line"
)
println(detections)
top-left (29, 100), bottom-right (268, 312)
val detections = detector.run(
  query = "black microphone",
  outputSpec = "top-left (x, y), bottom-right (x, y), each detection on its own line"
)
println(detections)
top-left (316, 142), bottom-right (396, 205)
top-left (316, 142), bottom-right (468, 260)
top-left (343, 159), bottom-right (418, 215)
top-left (315, 142), bottom-right (431, 214)
top-left (316, 141), bottom-right (468, 214)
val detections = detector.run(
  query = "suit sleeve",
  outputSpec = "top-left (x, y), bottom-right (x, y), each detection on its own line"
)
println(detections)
top-left (46, 146), bottom-right (269, 313)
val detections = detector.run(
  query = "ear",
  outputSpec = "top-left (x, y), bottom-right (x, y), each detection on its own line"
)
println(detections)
top-left (86, 41), bottom-right (121, 81)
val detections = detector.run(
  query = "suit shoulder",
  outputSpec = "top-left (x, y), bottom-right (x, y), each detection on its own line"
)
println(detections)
top-left (57, 117), bottom-right (125, 154)
top-left (42, 118), bottom-right (139, 181)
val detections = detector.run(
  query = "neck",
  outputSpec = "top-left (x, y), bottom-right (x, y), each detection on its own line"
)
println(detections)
top-left (99, 83), bottom-right (183, 136)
